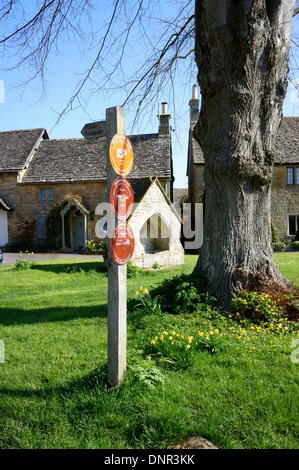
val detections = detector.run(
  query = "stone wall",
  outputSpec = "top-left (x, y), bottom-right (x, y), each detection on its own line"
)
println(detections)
top-left (0, 172), bottom-right (106, 245)
top-left (271, 165), bottom-right (299, 239)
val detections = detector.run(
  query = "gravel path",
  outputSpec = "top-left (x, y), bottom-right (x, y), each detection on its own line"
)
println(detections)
top-left (1, 252), bottom-right (103, 265)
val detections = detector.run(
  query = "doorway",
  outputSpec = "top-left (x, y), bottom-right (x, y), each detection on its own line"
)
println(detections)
top-left (0, 210), bottom-right (8, 246)
top-left (72, 217), bottom-right (85, 251)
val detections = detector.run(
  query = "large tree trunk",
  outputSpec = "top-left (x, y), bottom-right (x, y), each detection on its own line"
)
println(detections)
top-left (194, 0), bottom-right (296, 308)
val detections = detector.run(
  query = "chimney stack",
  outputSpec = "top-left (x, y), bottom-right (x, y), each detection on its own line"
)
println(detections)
top-left (158, 102), bottom-right (171, 136)
top-left (189, 84), bottom-right (199, 125)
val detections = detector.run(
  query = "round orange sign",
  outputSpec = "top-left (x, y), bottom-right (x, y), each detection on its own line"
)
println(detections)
top-left (110, 134), bottom-right (133, 177)
top-left (110, 178), bottom-right (134, 221)
top-left (111, 222), bottom-right (135, 265)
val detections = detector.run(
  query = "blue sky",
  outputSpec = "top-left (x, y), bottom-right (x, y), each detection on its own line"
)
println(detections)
top-left (1, 2), bottom-right (298, 189)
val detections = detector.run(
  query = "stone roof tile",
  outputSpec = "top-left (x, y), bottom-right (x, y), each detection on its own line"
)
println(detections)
top-left (0, 128), bottom-right (48, 171)
top-left (21, 133), bottom-right (171, 183)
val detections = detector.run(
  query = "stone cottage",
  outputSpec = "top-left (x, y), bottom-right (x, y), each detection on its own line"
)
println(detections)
top-left (0, 105), bottom-right (184, 267)
top-left (187, 85), bottom-right (299, 241)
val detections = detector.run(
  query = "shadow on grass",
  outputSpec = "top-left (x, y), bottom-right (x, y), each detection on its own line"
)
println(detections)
top-left (30, 260), bottom-right (107, 275)
top-left (0, 304), bottom-right (107, 326)
top-left (0, 364), bottom-right (109, 399)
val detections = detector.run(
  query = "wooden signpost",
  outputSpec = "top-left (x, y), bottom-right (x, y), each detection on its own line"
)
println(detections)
top-left (106, 107), bottom-right (134, 387)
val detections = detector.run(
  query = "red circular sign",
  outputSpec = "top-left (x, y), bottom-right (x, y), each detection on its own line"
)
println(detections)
top-left (110, 178), bottom-right (134, 221)
top-left (111, 222), bottom-right (135, 265)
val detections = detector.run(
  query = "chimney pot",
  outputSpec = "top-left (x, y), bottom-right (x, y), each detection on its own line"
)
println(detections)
top-left (192, 84), bottom-right (198, 100)
top-left (189, 85), bottom-right (199, 125)
top-left (158, 102), bottom-right (171, 136)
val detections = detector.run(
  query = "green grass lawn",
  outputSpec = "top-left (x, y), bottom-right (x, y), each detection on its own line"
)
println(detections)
top-left (0, 253), bottom-right (298, 449)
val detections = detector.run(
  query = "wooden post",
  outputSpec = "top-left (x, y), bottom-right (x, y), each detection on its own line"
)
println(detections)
top-left (106, 107), bottom-right (127, 387)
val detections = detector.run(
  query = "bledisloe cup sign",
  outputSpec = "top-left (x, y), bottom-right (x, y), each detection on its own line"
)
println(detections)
top-left (110, 133), bottom-right (135, 265)
top-left (110, 133), bottom-right (133, 177)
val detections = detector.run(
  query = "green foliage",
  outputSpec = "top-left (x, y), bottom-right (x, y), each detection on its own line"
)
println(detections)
top-left (231, 290), bottom-right (285, 326)
top-left (272, 241), bottom-right (286, 252)
top-left (126, 261), bottom-right (143, 278)
top-left (140, 326), bottom-right (219, 370)
top-left (126, 359), bottom-right (165, 390)
top-left (291, 240), bottom-right (299, 251)
top-left (134, 287), bottom-right (163, 316)
top-left (271, 222), bottom-right (279, 244)
top-left (149, 271), bottom-right (209, 315)
top-left (86, 239), bottom-right (108, 255)
top-left (14, 252), bottom-right (35, 269)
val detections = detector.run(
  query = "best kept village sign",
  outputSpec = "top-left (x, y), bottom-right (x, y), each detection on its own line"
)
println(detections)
top-left (109, 133), bottom-right (135, 265)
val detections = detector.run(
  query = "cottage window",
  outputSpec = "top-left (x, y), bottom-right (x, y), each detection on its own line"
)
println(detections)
top-left (287, 167), bottom-right (299, 185)
top-left (288, 215), bottom-right (299, 236)
top-left (48, 188), bottom-right (54, 201)
top-left (37, 216), bottom-right (47, 239)
top-left (40, 188), bottom-right (47, 201)
top-left (40, 188), bottom-right (54, 201)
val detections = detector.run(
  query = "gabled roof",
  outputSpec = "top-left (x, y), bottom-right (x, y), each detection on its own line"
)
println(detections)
top-left (128, 177), bottom-right (182, 223)
top-left (20, 133), bottom-right (172, 184)
top-left (0, 128), bottom-right (48, 171)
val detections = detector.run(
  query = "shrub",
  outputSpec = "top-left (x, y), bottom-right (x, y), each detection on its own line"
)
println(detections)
top-left (231, 290), bottom-right (284, 324)
top-left (272, 241), bottom-right (286, 252)
top-left (127, 261), bottom-right (143, 278)
top-left (150, 271), bottom-right (209, 315)
top-left (271, 222), bottom-right (279, 244)
top-left (232, 286), bottom-right (299, 324)
top-left (291, 241), bottom-right (299, 251)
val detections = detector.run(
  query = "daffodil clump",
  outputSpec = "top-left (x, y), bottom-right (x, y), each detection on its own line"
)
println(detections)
top-left (14, 251), bottom-right (35, 269)
top-left (231, 290), bottom-right (285, 326)
top-left (140, 326), bottom-right (221, 369)
top-left (134, 286), bottom-right (162, 316)
top-left (86, 239), bottom-right (108, 254)
top-left (132, 284), bottom-right (298, 370)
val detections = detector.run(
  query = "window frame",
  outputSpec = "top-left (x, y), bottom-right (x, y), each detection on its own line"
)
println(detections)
top-left (288, 215), bottom-right (299, 236)
top-left (40, 188), bottom-right (47, 201)
top-left (287, 166), bottom-right (299, 186)
top-left (37, 216), bottom-right (47, 239)
top-left (48, 188), bottom-right (54, 201)
top-left (40, 187), bottom-right (54, 201)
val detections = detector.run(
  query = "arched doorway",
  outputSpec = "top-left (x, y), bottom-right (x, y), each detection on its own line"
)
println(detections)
top-left (60, 199), bottom-right (89, 251)
top-left (140, 213), bottom-right (170, 254)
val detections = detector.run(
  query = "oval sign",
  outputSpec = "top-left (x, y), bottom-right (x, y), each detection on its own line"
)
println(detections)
top-left (110, 178), bottom-right (134, 221)
top-left (111, 222), bottom-right (135, 265)
top-left (110, 134), bottom-right (133, 177)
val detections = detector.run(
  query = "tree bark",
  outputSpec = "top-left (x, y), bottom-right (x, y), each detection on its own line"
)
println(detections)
top-left (194, 0), bottom-right (296, 308)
